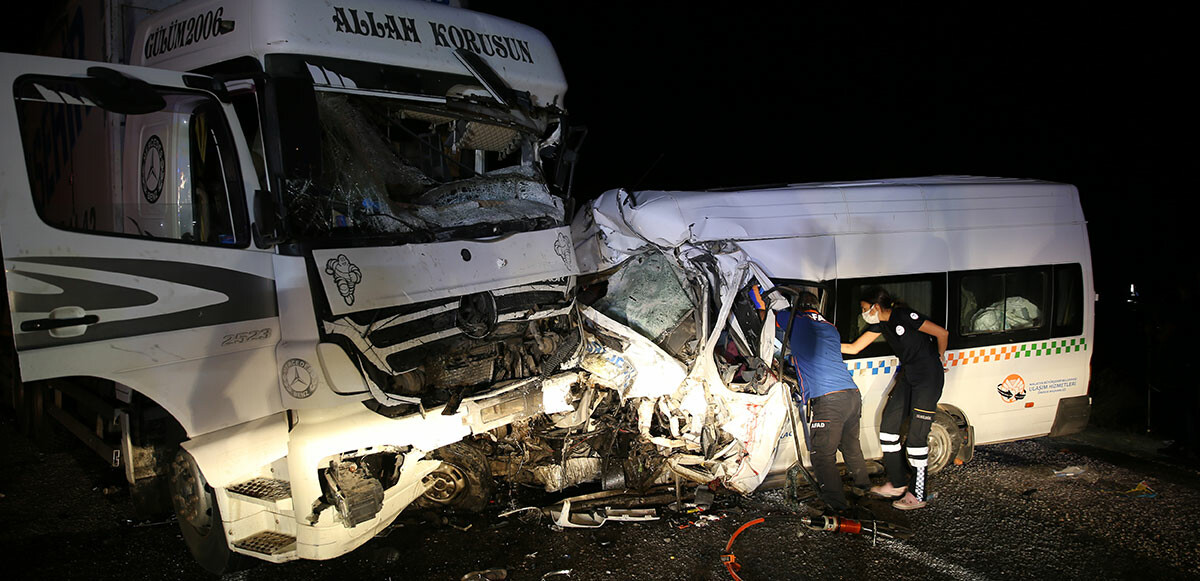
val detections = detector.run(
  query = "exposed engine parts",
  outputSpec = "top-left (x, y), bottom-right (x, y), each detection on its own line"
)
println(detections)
top-left (318, 449), bottom-right (408, 527)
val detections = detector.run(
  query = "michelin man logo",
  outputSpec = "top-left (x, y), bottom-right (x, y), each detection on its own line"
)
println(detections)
top-left (895, 325), bottom-right (906, 336)
top-left (554, 232), bottom-right (573, 268)
top-left (325, 254), bottom-right (363, 306)
top-left (910, 312), bottom-right (920, 320)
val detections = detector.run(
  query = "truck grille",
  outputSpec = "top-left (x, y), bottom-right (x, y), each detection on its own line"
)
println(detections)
top-left (322, 277), bottom-right (577, 403)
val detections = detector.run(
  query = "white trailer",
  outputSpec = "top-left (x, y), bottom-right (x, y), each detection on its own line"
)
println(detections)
top-left (573, 176), bottom-right (1094, 478)
top-left (1, 0), bottom-right (587, 572)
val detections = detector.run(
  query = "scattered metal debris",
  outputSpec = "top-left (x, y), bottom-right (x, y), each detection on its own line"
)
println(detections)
top-left (1054, 465), bottom-right (1086, 477)
top-left (461, 568), bottom-right (507, 581)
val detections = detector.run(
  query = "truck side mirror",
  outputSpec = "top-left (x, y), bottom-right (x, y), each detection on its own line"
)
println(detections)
top-left (261, 76), bottom-right (321, 181)
top-left (82, 67), bottom-right (165, 115)
top-left (252, 189), bottom-right (277, 249)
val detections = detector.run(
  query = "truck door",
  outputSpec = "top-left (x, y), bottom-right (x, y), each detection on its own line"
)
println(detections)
top-left (0, 54), bottom-right (277, 392)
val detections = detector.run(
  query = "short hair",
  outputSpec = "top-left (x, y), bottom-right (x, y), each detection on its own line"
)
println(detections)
top-left (798, 291), bottom-right (820, 313)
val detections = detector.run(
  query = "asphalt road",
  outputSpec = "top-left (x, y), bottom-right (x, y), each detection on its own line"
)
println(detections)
top-left (2, 415), bottom-right (1198, 581)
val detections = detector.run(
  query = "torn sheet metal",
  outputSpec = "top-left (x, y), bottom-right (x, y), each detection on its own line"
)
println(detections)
top-left (571, 187), bottom-right (839, 282)
top-left (547, 499), bottom-right (659, 529)
top-left (712, 383), bottom-right (791, 494)
top-left (568, 194), bottom-right (803, 497)
top-left (580, 306), bottom-right (686, 400)
top-left (540, 372), bottom-right (579, 415)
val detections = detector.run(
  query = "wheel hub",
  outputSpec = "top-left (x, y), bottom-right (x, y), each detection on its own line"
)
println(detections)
top-left (421, 463), bottom-right (469, 504)
top-left (928, 425), bottom-right (953, 471)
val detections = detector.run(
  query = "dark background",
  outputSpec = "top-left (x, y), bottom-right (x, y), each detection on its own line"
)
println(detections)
top-left (5, 2), bottom-right (1196, 441)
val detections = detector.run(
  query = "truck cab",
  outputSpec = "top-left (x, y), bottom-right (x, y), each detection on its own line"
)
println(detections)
top-left (2, 0), bottom-right (585, 572)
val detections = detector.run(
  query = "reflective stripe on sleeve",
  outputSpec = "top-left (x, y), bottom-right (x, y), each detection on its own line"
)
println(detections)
top-left (879, 432), bottom-right (901, 443)
top-left (881, 443), bottom-right (902, 453)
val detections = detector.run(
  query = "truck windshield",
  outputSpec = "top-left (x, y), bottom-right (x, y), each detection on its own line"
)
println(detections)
top-left (284, 91), bottom-right (562, 241)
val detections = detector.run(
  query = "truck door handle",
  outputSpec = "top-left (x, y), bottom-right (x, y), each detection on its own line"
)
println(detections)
top-left (20, 306), bottom-right (99, 338)
top-left (20, 315), bottom-right (100, 332)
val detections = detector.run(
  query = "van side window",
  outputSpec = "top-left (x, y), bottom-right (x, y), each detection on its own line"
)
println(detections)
top-left (836, 273), bottom-right (945, 359)
top-left (950, 266), bottom-right (1051, 347)
top-left (958, 268), bottom-right (1048, 336)
top-left (1052, 263), bottom-right (1084, 337)
top-left (13, 76), bottom-right (248, 247)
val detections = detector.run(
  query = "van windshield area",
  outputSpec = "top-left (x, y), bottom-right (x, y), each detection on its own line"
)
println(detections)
top-left (284, 91), bottom-right (563, 241)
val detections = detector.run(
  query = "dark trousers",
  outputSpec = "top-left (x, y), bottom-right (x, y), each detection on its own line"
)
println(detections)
top-left (807, 388), bottom-right (871, 511)
top-left (879, 364), bottom-right (945, 501)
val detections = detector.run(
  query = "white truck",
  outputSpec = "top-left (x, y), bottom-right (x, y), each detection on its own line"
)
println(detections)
top-left (1, 0), bottom-right (588, 572)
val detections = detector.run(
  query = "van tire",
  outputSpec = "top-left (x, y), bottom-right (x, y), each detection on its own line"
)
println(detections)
top-left (927, 412), bottom-right (964, 474)
top-left (168, 449), bottom-right (246, 575)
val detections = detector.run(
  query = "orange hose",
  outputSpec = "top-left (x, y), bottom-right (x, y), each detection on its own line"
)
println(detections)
top-left (722, 518), bottom-right (766, 581)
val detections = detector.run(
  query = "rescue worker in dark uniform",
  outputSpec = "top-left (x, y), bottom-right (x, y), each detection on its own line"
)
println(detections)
top-left (842, 287), bottom-right (949, 510)
top-left (781, 291), bottom-right (872, 515)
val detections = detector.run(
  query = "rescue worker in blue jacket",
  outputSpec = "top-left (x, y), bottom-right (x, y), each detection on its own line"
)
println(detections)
top-left (842, 286), bottom-right (949, 510)
top-left (763, 289), bottom-right (871, 515)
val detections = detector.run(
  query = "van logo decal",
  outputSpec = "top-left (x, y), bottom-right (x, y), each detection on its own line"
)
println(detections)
top-left (140, 135), bottom-right (165, 204)
top-left (325, 254), bottom-right (363, 306)
top-left (282, 358), bottom-right (318, 399)
top-left (997, 373), bottom-right (1027, 403)
top-left (554, 232), bottom-right (573, 268)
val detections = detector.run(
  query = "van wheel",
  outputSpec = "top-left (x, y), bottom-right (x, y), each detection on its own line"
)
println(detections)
top-left (926, 412), bottom-right (964, 474)
top-left (168, 449), bottom-right (245, 574)
top-left (416, 442), bottom-right (493, 512)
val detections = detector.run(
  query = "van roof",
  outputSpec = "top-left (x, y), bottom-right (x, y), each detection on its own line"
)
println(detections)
top-left (132, 0), bottom-right (567, 108)
top-left (606, 175), bottom-right (1083, 242)
top-left (575, 176), bottom-right (1088, 278)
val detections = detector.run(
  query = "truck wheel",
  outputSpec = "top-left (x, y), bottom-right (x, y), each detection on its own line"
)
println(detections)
top-left (926, 412), bottom-right (964, 474)
top-left (168, 449), bottom-right (245, 574)
top-left (416, 442), bottom-right (493, 512)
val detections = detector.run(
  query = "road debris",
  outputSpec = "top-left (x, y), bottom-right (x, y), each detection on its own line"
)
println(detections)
top-left (540, 570), bottom-right (572, 579)
top-left (1054, 465), bottom-right (1086, 477)
top-left (1104, 480), bottom-right (1158, 499)
top-left (461, 569), bottom-right (507, 581)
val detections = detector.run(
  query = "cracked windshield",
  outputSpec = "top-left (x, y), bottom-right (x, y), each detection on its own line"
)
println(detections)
top-left (285, 92), bottom-right (563, 240)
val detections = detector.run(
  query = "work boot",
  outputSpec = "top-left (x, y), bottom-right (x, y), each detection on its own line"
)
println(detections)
top-left (868, 482), bottom-right (907, 499)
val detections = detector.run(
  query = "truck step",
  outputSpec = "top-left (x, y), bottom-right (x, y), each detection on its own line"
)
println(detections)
top-left (228, 477), bottom-right (291, 501)
top-left (233, 531), bottom-right (296, 556)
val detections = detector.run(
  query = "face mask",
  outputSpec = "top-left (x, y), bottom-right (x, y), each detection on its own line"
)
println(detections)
top-left (862, 305), bottom-right (880, 325)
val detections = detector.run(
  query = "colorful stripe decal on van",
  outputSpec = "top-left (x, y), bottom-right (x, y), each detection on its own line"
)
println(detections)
top-left (944, 338), bottom-right (1087, 367)
top-left (845, 337), bottom-right (1087, 376)
top-left (849, 358), bottom-right (900, 376)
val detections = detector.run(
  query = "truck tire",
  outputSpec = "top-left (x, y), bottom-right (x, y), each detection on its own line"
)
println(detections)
top-left (168, 449), bottom-right (245, 574)
top-left (926, 411), bottom-right (964, 474)
top-left (416, 442), bottom-right (494, 512)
